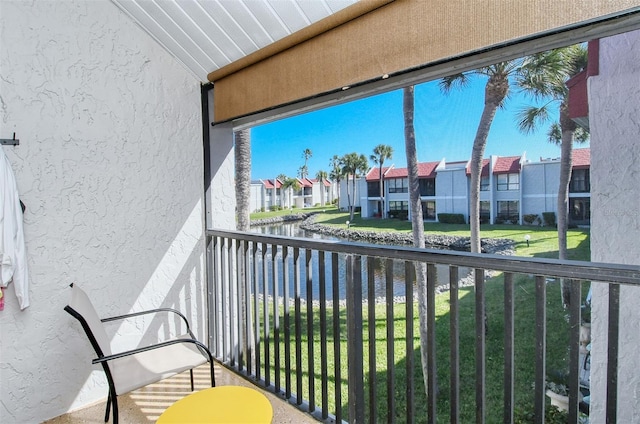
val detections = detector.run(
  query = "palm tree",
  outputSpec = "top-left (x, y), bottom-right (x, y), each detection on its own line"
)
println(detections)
top-left (403, 85), bottom-right (431, 405)
top-left (440, 61), bottom-right (516, 253)
top-left (329, 155), bottom-right (343, 208)
top-left (370, 144), bottom-right (393, 218)
top-left (516, 45), bottom-right (588, 306)
top-left (299, 148), bottom-right (312, 179)
top-left (315, 170), bottom-right (328, 206)
top-left (281, 177), bottom-right (301, 210)
top-left (340, 152), bottom-right (369, 222)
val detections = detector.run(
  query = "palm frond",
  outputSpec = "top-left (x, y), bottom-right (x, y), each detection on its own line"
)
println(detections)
top-left (516, 105), bottom-right (551, 134)
top-left (574, 127), bottom-right (590, 144)
top-left (547, 122), bottom-right (562, 145)
top-left (439, 73), bottom-right (470, 94)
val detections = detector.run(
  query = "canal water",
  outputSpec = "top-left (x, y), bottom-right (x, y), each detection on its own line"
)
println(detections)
top-left (250, 222), bottom-right (471, 301)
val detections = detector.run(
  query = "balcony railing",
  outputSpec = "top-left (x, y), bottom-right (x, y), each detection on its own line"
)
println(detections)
top-left (206, 228), bottom-right (639, 423)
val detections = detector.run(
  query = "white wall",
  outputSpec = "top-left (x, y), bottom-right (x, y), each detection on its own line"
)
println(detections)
top-left (0, 1), bottom-right (221, 422)
top-left (589, 30), bottom-right (640, 423)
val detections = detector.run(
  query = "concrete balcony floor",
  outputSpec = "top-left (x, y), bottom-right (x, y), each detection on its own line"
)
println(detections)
top-left (44, 364), bottom-right (317, 424)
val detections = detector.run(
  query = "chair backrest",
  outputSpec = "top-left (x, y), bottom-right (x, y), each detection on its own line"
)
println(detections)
top-left (65, 284), bottom-right (112, 357)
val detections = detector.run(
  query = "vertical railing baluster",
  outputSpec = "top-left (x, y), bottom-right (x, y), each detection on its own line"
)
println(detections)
top-left (262, 242), bottom-right (270, 386)
top-left (245, 241), bottom-right (252, 375)
top-left (427, 263), bottom-right (437, 424)
top-left (606, 283), bottom-right (620, 423)
top-left (347, 255), bottom-right (365, 423)
top-left (367, 257), bottom-right (377, 424)
top-left (319, 251), bottom-right (329, 419)
top-left (252, 241), bottom-right (261, 380)
top-left (503, 272), bottom-right (515, 424)
top-left (211, 236), bottom-right (220, 357)
top-left (332, 252), bottom-right (342, 423)
top-left (231, 239), bottom-right (239, 366)
top-left (385, 258), bottom-right (395, 422)
top-left (568, 279), bottom-right (582, 423)
top-left (294, 247), bottom-right (303, 405)
top-left (449, 266), bottom-right (460, 423)
top-left (221, 237), bottom-right (228, 362)
top-left (405, 261), bottom-right (415, 424)
top-left (283, 246), bottom-right (292, 399)
top-left (534, 275), bottom-right (546, 424)
top-left (272, 244), bottom-right (281, 393)
top-left (475, 268), bottom-right (486, 424)
top-left (306, 249), bottom-right (316, 412)
top-left (236, 239), bottom-right (244, 370)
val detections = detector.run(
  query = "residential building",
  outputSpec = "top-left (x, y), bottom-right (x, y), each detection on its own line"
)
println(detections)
top-left (250, 177), bottom-right (334, 211)
top-left (346, 149), bottom-right (591, 225)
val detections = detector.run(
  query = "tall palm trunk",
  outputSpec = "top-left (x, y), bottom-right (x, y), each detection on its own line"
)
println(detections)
top-left (469, 73), bottom-right (509, 253)
top-left (403, 86), bottom-right (431, 403)
top-left (235, 129), bottom-right (251, 231)
top-left (379, 171), bottom-right (385, 218)
top-left (234, 129), bottom-right (251, 371)
top-left (557, 101), bottom-right (575, 306)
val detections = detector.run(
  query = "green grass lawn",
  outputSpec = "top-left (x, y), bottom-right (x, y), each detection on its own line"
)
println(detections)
top-left (250, 205), bottom-right (338, 220)
top-left (249, 210), bottom-right (589, 421)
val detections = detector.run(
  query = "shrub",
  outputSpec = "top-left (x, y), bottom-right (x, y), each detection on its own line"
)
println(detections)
top-left (542, 212), bottom-right (556, 227)
top-left (260, 207), bottom-right (265, 212)
top-left (438, 213), bottom-right (466, 224)
top-left (523, 214), bottom-right (539, 225)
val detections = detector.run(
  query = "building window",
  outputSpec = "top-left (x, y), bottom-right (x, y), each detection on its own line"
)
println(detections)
top-left (367, 181), bottom-right (380, 197)
top-left (422, 200), bottom-right (436, 220)
top-left (480, 201), bottom-right (490, 223)
top-left (497, 173), bottom-right (519, 191)
top-left (388, 178), bottom-right (408, 193)
top-left (388, 201), bottom-right (408, 219)
top-left (480, 176), bottom-right (490, 191)
top-left (419, 178), bottom-right (435, 196)
top-left (569, 198), bottom-right (590, 223)
top-left (570, 169), bottom-right (590, 193)
top-left (497, 200), bottom-right (519, 223)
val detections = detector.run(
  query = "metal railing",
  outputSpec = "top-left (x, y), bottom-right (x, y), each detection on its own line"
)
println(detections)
top-left (206, 228), bottom-right (639, 423)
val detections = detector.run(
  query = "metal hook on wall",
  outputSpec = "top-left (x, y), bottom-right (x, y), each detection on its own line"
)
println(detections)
top-left (0, 133), bottom-right (20, 146)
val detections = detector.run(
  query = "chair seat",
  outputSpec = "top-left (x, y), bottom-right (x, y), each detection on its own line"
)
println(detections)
top-left (111, 334), bottom-right (208, 395)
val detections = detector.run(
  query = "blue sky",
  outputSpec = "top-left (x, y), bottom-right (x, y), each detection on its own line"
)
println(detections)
top-left (250, 77), bottom-right (581, 179)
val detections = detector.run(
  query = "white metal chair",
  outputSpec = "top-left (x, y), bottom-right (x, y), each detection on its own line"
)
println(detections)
top-left (64, 284), bottom-right (214, 424)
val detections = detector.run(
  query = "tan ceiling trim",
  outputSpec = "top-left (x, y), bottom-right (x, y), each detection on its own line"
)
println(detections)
top-left (206, 0), bottom-right (394, 82)
top-left (212, 1), bottom-right (640, 123)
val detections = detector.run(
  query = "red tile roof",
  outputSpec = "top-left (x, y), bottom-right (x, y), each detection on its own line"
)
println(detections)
top-left (310, 178), bottom-right (333, 187)
top-left (262, 179), bottom-right (282, 189)
top-left (298, 178), bottom-right (313, 187)
top-left (366, 166), bottom-right (392, 181)
top-left (465, 159), bottom-right (490, 176)
top-left (366, 162), bottom-right (439, 181)
top-left (492, 156), bottom-right (522, 174)
top-left (572, 148), bottom-right (590, 169)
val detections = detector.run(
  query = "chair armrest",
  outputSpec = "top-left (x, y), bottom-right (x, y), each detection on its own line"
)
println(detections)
top-left (92, 338), bottom-right (213, 365)
top-left (101, 308), bottom-right (193, 336)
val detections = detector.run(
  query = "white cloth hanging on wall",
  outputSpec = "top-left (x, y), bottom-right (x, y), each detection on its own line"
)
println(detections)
top-left (0, 147), bottom-right (29, 309)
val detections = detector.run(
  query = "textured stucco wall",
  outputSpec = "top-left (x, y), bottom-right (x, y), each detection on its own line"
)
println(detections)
top-left (589, 30), bottom-right (640, 423)
top-left (0, 1), bottom-right (222, 422)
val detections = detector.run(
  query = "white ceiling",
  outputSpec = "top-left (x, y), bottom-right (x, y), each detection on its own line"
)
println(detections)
top-left (111, 0), bottom-right (358, 82)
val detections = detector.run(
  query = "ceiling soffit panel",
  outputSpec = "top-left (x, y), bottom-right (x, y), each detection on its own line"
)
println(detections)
top-left (110, 0), bottom-right (359, 82)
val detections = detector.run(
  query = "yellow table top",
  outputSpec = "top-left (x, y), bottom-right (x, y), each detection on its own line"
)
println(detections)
top-left (157, 386), bottom-right (273, 423)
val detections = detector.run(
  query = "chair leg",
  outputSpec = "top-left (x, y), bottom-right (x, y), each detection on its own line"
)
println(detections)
top-left (190, 369), bottom-right (194, 391)
top-left (104, 392), bottom-right (111, 423)
top-left (112, 394), bottom-right (119, 424)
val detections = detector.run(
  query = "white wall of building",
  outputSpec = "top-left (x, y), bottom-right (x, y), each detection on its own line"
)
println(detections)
top-left (588, 30), bottom-right (640, 423)
top-left (521, 161), bottom-right (560, 219)
top-left (0, 1), bottom-right (217, 422)
top-left (250, 183), bottom-right (265, 212)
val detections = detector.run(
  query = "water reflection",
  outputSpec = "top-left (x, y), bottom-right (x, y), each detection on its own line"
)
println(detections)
top-left (249, 222), bottom-right (471, 301)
